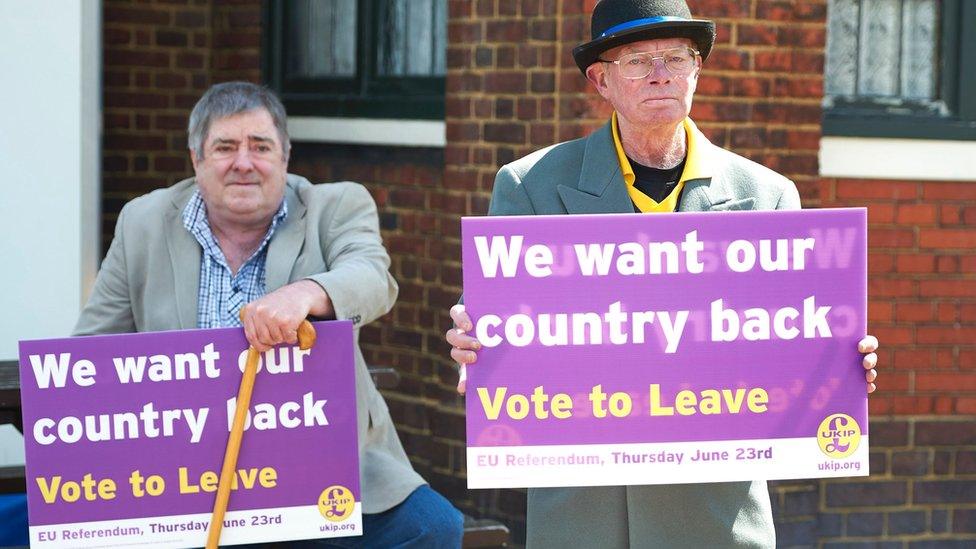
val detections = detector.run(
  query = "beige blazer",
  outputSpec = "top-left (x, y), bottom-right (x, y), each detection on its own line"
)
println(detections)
top-left (487, 121), bottom-right (800, 548)
top-left (74, 174), bottom-right (425, 513)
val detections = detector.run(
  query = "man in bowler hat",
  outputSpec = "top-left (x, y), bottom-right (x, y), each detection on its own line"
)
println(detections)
top-left (446, 1), bottom-right (880, 547)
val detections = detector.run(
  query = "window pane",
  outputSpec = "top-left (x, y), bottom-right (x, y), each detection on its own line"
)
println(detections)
top-left (858, 0), bottom-right (901, 96)
top-left (826, 0), bottom-right (860, 96)
top-left (826, 0), bottom-right (941, 101)
top-left (900, 0), bottom-right (939, 99)
top-left (378, 0), bottom-right (447, 77)
top-left (286, 0), bottom-right (357, 78)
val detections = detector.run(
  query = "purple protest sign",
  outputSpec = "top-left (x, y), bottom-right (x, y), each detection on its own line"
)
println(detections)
top-left (18, 321), bottom-right (360, 548)
top-left (462, 209), bottom-right (868, 488)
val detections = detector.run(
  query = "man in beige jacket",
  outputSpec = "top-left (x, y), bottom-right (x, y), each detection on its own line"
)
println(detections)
top-left (76, 81), bottom-right (462, 547)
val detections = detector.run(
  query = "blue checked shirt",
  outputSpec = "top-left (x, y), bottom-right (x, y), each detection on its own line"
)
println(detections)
top-left (181, 190), bottom-right (288, 329)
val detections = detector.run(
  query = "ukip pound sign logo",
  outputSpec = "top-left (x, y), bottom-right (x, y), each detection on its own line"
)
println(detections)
top-left (318, 485), bottom-right (355, 522)
top-left (817, 413), bottom-right (861, 459)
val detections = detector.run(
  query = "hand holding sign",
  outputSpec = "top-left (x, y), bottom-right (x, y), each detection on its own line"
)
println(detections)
top-left (447, 304), bottom-right (480, 395)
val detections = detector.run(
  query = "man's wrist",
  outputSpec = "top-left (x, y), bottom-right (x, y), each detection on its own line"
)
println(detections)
top-left (299, 279), bottom-right (335, 319)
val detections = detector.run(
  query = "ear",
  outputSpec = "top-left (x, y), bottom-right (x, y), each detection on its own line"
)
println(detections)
top-left (585, 62), bottom-right (611, 99)
top-left (190, 148), bottom-right (201, 170)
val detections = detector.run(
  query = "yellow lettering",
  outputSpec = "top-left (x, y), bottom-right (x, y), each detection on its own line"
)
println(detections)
top-left (551, 394), bottom-right (573, 419)
top-left (36, 476), bottom-right (61, 504)
top-left (722, 388), bottom-right (746, 413)
top-left (506, 395), bottom-right (530, 420)
top-left (477, 387), bottom-right (506, 420)
top-left (747, 388), bottom-right (769, 412)
top-left (178, 466), bottom-right (199, 494)
top-left (649, 384), bottom-right (674, 416)
top-left (259, 467), bottom-right (277, 488)
top-left (699, 389), bottom-right (721, 414)
top-left (200, 471), bottom-right (218, 492)
top-left (675, 390), bottom-right (697, 415)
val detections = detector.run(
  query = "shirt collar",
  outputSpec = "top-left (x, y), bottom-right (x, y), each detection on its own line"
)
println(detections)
top-left (610, 111), bottom-right (712, 185)
top-left (610, 112), bottom-right (712, 212)
top-left (181, 189), bottom-right (289, 264)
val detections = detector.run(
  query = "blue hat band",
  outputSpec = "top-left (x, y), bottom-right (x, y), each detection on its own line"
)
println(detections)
top-left (599, 16), bottom-right (689, 38)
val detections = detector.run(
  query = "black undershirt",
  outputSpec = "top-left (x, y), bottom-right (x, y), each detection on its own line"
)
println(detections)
top-left (629, 156), bottom-right (686, 212)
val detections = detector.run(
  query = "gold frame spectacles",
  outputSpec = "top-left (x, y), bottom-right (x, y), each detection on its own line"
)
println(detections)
top-left (599, 47), bottom-right (701, 79)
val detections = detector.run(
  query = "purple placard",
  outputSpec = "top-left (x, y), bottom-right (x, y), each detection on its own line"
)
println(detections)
top-left (462, 209), bottom-right (869, 488)
top-left (19, 321), bottom-right (361, 548)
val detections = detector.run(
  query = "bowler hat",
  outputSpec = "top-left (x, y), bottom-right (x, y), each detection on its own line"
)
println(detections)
top-left (573, 0), bottom-right (716, 74)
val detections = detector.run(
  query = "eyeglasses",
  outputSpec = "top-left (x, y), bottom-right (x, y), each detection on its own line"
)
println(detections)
top-left (598, 47), bottom-right (701, 79)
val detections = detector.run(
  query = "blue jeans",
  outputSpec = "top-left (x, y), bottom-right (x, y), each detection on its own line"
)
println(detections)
top-left (294, 484), bottom-right (463, 548)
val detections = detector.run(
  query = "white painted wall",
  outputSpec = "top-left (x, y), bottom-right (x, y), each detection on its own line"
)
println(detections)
top-left (820, 136), bottom-right (976, 181)
top-left (0, 1), bottom-right (100, 360)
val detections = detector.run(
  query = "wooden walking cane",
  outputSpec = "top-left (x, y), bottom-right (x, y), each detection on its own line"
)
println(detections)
top-left (205, 319), bottom-right (317, 549)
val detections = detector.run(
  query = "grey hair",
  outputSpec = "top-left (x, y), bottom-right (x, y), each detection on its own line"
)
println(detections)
top-left (187, 81), bottom-right (291, 159)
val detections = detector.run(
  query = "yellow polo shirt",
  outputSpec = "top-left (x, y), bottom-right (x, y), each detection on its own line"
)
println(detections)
top-left (611, 112), bottom-right (711, 213)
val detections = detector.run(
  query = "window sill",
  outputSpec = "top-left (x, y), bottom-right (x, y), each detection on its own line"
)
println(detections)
top-left (819, 136), bottom-right (976, 181)
top-left (287, 117), bottom-right (445, 148)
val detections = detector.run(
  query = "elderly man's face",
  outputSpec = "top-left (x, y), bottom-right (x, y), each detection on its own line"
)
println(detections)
top-left (191, 108), bottom-right (288, 228)
top-left (586, 37), bottom-right (701, 131)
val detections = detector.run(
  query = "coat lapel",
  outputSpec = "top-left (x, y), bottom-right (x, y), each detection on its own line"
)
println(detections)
top-left (164, 184), bottom-right (201, 330)
top-left (557, 123), bottom-right (634, 214)
top-left (266, 180), bottom-right (307, 291)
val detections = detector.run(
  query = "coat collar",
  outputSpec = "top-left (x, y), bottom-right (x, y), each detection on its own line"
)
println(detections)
top-left (163, 175), bottom-right (308, 329)
top-left (556, 119), bottom-right (747, 214)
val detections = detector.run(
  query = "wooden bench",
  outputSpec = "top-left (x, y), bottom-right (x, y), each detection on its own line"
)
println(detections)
top-left (462, 515), bottom-right (511, 547)
top-left (369, 368), bottom-right (510, 547)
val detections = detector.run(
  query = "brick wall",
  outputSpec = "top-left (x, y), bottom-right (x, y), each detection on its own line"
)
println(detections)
top-left (100, 0), bottom-right (975, 546)
top-left (101, 0), bottom-right (261, 249)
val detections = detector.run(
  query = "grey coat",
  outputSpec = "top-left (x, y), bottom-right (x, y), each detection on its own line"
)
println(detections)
top-left (74, 174), bottom-right (425, 514)
top-left (487, 122), bottom-right (800, 549)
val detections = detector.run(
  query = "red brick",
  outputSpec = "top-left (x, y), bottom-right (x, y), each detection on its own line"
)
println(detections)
top-left (754, 51), bottom-right (823, 73)
top-left (872, 326), bottom-right (914, 345)
top-left (731, 77), bottom-right (772, 98)
top-left (757, 1), bottom-right (827, 22)
top-left (779, 26), bottom-right (825, 48)
top-left (940, 205), bottom-right (962, 225)
top-left (706, 50), bottom-right (750, 71)
top-left (689, 0), bottom-right (752, 18)
top-left (919, 229), bottom-right (976, 249)
top-left (867, 253), bottom-right (894, 274)
top-left (892, 396), bottom-right (933, 414)
top-left (892, 349), bottom-right (932, 371)
top-left (919, 280), bottom-right (976, 298)
top-left (918, 326), bottom-right (976, 345)
top-left (895, 302), bottom-right (934, 322)
top-left (895, 204), bottom-right (937, 225)
top-left (868, 229), bottom-right (914, 248)
top-left (104, 50), bottom-right (170, 68)
top-left (484, 72), bottom-right (527, 93)
top-left (958, 398), bottom-right (976, 414)
top-left (883, 372), bottom-right (911, 392)
top-left (962, 350), bottom-right (976, 370)
top-left (737, 24), bottom-right (779, 46)
top-left (895, 254), bottom-right (935, 274)
top-left (836, 180), bottom-right (919, 201)
top-left (917, 373), bottom-right (976, 392)
top-left (865, 203), bottom-right (895, 224)
top-left (924, 182), bottom-right (976, 200)
top-left (104, 5), bottom-right (170, 25)
top-left (868, 300), bottom-right (893, 322)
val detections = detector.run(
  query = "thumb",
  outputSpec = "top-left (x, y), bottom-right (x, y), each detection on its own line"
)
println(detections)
top-left (456, 364), bottom-right (467, 395)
